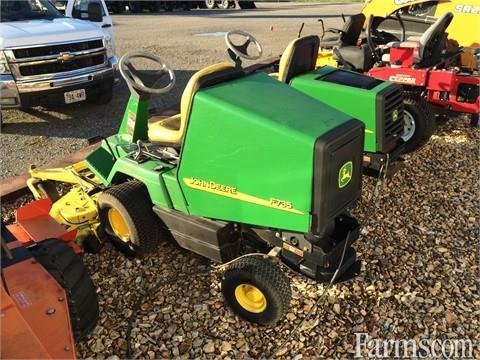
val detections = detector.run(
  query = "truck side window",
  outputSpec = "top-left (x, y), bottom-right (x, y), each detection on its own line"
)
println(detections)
top-left (72, 0), bottom-right (105, 19)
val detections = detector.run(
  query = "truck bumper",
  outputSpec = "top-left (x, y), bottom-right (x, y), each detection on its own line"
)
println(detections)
top-left (0, 56), bottom-right (117, 109)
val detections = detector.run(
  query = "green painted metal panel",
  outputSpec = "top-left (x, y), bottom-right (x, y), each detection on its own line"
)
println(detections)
top-left (107, 157), bottom-right (173, 209)
top-left (290, 67), bottom-right (392, 153)
top-left (178, 72), bottom-right (354, 233)
top-left (162, 168), bottom-right (188, 212)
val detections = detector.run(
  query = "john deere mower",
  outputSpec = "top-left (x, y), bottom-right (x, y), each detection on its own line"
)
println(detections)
top-left (316, 10), bottom-right (480, 148)
top-left (249, 29), bottom-right (406, 170)
top-left (27, 36), bottom-right (366, 324)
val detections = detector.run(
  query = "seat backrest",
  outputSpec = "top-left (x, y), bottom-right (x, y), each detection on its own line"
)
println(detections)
top-left (278, 35), bottom-right (320, 83)
top-left (418, 12), bottom-right (453, 59)
top-left (177, 62), bottom-right (245, 139)
top-left (340, 13), bottom-right (366, 46)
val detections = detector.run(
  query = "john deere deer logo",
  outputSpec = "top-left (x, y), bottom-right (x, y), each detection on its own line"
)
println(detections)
top-left (392, 109), bottom-right (399, 122)
top-left (338, 161), bottom-right (353, 189)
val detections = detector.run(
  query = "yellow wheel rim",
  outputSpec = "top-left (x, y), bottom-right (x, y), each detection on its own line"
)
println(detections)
top-left (234, 284), bottom-right (267, 313)
top-left (107, 208), bottom-right (130, 242)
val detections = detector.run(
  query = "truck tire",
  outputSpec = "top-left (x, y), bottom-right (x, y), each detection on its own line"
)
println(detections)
top-left (219, 0), bottom-right (231, 9)
top-left (401, 92), bottom-right (436, 153)
top-left (205, 0), bottom-right (216, 9)
top-left (98, 181), bottom-right (161, 257)
top-left (221, 256), bottom-right (291, 325)
top-left (30, 239), bottom-right (99, 341)
top-left (109, 2), bottom-right (124, 13)
top-left (128, 1), bottom-right (141, 13)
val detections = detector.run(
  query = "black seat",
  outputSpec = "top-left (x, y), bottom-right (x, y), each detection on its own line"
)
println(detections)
top-left (278, 35), bottom-right (320, 83)
top-left (320, 13), bottom-right (366, 49)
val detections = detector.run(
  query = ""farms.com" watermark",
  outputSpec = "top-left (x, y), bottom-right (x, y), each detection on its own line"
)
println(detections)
top-left (355, 333), bottom-right (477, 359)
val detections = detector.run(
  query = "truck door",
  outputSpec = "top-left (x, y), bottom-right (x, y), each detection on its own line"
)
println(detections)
top-left (65, 0), bottom-right (114, 39)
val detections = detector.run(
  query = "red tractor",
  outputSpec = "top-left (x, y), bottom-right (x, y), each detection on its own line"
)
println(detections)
top-left (1, 200), bottom-right (98, 359)
top-left (318, 11), bottom-right (479, 152)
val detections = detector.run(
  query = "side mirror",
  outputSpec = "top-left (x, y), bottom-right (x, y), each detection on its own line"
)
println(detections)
top-left (88, 2), bottom-right (103, 22)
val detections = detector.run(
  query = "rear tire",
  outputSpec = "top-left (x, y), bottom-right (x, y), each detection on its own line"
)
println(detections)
top-left (401, 92), bottom-right (436, 153)
top-left (219, 0), bottom-right (231, 9)
top-left (98, 181), bottom-right (161, 257)
top-left (128, 2), bottom-right (141, 13)
top-left (30, 239), bottom-right (99, 341)
top-left (470, 113), bottom-right (479, 127)
top-left (205, 0), bottom-right (216, 9)
top-left (221, 256), bottom-right (291, 325)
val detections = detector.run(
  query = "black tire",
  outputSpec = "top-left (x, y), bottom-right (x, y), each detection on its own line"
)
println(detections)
top-left (470, 113), bottom-right (479, 127)
top-left (36, 180), bottom-right (61, 202)
top-left (221, 256), bottom-right (291, 325)
top-left (109, 2), bottom-right (124, 13)
top-left (30, 239), bottom-right (99, 341)
top-left (219, 0), bottom-right (230, 9)
top-left (401, 92), bottom-right (436, 153)
top-left (205, 0), bottom-right (216, 9)
top-left (128, 1), bottom-right (141, 13)
top-left (98, 181), bottom-right (161, 257)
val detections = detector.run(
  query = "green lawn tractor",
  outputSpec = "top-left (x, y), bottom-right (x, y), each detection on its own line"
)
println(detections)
top-left (78, 35), bottom-right (368, 324)
top-left (256, 32), bottom-right (408, 174)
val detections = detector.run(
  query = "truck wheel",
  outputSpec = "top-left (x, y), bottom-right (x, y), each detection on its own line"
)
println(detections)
top-left (219, 0), bottom-right (230, 9)
top-left (30, 239), bottom-right (99, 341)
top-left (98, 181), bottom-right (161, 257)
top-left (205, 0), bottom-right (217, 9)
top-left (401, 92), bottom-right (436, 153)
top-left (128, 1), bottom-right (141, 13)
top-left (109, 2), bottom-right (124, 13)
top-left (221, 256), bottom-right (291, 325)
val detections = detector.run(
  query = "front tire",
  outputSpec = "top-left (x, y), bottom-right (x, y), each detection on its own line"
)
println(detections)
top-left (221, 256), bottom-right (291, 325)
top-left (470, 113), bottom-right (479, 127)
top-left (98, 181), bottom-right (161, 256)
top-left (30, 239), bottom-right (99, 341)
top-left (401, 92), bottom-right (436, 153)
top-left (219, 0), bottom-right (231, 9)
top-left (205, 0), bottom-right (216, 9)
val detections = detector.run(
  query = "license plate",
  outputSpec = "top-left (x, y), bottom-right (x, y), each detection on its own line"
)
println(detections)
top-left (64, 89), bottom-right (86, 104)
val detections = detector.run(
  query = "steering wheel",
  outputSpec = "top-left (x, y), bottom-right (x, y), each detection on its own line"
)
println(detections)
top-left (225, 30), bottom-right (263, 60)
top-left (119, 51), bottom-right (175, 95)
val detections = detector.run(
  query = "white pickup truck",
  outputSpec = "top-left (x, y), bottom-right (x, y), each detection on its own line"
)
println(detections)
top-left (0, 0), bottom-right (117, 109)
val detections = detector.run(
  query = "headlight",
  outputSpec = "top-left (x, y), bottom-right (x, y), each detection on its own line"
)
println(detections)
top-left (0, 51), bottom-right (11, 75)
top-left (104, 36), bottom-right (115, 58)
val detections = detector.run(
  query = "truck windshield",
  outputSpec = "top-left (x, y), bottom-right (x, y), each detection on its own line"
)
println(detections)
top-left (1, 0), bottom-right (63, 22)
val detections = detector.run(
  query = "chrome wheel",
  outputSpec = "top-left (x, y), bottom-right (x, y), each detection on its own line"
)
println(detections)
top-left (402, 110), bottom-right (416, 142)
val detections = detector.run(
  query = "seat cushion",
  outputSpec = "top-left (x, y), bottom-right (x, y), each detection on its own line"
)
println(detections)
top-left (147, 63), bottom-right (244, 144)
top-left (148, 114), bottom-right (182, 143)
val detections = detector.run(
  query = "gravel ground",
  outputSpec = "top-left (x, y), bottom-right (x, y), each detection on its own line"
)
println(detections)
top-left (0, 2), bottom-right (361, 180)
top-left (79, 116), bottom-right (480, 358)
top-left (1, 2), bottom-right (479, 358)
top-left (4, 115), bottom-right (477, 358)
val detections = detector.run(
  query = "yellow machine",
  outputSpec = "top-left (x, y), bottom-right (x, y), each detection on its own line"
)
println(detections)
top-left (317, 0), bottom-right (479, 70)
top-left (27, 162), bottom-right (104, 251)
top-left (362, 0), bottom-right (479, 48)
